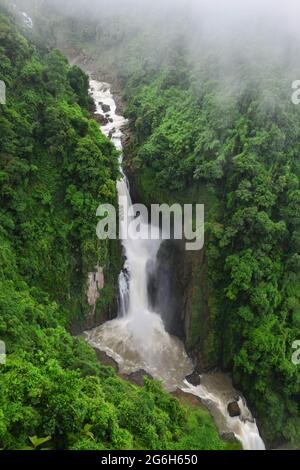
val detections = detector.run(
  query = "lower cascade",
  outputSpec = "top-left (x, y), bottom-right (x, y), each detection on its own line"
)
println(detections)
top-left (85, 79), bottom-right (266, 451)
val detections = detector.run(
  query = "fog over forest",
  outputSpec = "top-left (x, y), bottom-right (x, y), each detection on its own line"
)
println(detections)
top-left (10, 0), bottom-right (300, 84)
top-left (1, 0), bottom-right (300, 454)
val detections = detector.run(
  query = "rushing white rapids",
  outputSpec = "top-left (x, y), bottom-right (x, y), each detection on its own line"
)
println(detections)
top-left (85, 79), bottom-right (265, 451)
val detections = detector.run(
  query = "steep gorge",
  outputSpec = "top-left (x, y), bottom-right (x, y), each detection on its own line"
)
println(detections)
top-left (0, 8), bottom-right (242, 450)
top-left (84, 78), bottom-right (265, 450)
top-left (3, 0), bottom-right (300, 449)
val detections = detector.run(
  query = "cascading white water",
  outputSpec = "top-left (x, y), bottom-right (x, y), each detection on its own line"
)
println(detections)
top-left (85, 79), bottom-right (265, 450)
top-left (22, 12), bottom-right (33, 29)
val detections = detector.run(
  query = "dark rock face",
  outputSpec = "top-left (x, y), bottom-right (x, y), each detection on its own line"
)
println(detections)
top-left (147, 240), bottom-right (185, 339)
top-left (108, 128), bottom-right (116, 139)
top-left (94, 349), bottom-right (119, 372)
top-left (94, 114), bottom-right (109, 125)
top-left (101, 103), bottom-right (111, 113)
top-left (221, 432), bottom-right (238, 443)
top-left (228, 401), bottom-right (241, 417)
top-left (122, 130), bottom-right (217, 372)
top-left (126, 369), bottom-right (153, 386)
top-left (185, 371), bottom-right (201, 386)
top-left (172, 388), bottom-right (202, 406)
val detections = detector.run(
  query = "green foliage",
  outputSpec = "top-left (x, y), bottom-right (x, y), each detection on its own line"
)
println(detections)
top-left (0, 10), bottom-right (228, 451)
top-left (123, 51), bottom-right (300, 446)
top-left (0, 10), bottom-right (120, 316)
top-left (8, 0), bottom-right (300, 448)
top-left (22, 435), bottom-right (52, 450)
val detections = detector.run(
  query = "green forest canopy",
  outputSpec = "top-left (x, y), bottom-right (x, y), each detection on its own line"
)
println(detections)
top-left (0, 10), bottom-right (235, 450)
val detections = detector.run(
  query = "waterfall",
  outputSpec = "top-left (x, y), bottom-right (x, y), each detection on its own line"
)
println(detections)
top-left (22, 12), bottom-right (33, 29)
top-left (85, 79), bottom-right (265, 451)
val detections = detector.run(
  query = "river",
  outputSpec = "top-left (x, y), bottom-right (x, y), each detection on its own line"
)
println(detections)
top-left (84, 78), bottom-right (265, 451)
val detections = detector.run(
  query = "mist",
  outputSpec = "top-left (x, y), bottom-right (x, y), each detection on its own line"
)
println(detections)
top-left (12, 0), bottom-right (300, 41)
top-left (25, 0), bottom-right (300, 44)
top-left (8, 0), bottom-right (300, 90)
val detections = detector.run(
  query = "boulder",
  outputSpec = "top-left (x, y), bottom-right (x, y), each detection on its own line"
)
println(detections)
top-left (185, 371), bottom-right (201, 386)
top-left (126, 369), bottom-right (153, 387)
top-left (172, 389), bottom-right (202, 407)
top-left (227, 401), bottom-right (241, 418)
top-left (94, 114), bottom-right (109, 125)
top-left (101, 103), bottom-right (111, 113)
top-left (94, 349), bottom-right (119, 372)
top-left (108, 128), bottom-right (116, 139)
top-left (221, 432), bottom-right (238, 443)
